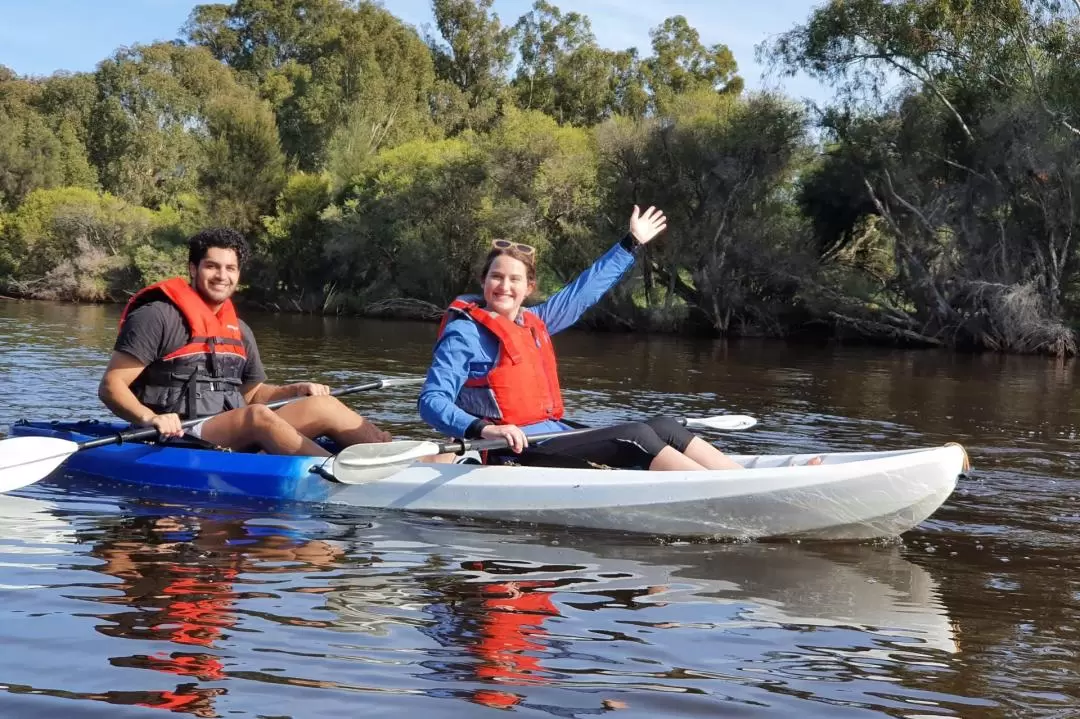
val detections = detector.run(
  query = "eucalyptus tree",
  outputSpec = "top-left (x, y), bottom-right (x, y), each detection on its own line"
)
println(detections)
top-left (768, 0), bottom-right (1080, 353)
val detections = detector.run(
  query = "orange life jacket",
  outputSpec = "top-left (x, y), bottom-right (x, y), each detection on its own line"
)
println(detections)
top-left (119, 277), bottom-right (248, 419)
top-left (439, 297), bottom-right (564, 426)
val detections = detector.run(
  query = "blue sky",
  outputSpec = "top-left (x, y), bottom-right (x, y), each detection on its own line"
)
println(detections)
top-left (0, 0), bottom-right (832, 103)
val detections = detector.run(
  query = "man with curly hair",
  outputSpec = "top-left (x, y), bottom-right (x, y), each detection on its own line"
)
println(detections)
top-left (98, 228), bottom-right (391, 456)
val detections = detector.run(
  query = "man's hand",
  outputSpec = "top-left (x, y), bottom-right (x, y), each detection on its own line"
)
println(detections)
top-left (139, 412), bottom-right (184, 439)
top-left (290, 382), bottom-right (331, 397)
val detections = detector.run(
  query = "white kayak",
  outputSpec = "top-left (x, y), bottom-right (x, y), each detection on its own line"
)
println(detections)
top-left (329, 444), bottom-right (967, 540)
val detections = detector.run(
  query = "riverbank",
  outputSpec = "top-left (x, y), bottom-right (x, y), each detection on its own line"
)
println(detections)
top-left (0, 288), bottom-right (963, 353)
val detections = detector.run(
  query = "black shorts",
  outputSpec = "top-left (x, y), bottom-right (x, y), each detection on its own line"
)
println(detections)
top-left (504, 416), bottom-right (697, 469)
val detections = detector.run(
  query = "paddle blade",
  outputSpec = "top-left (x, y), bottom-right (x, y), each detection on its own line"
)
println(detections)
top-left (685, 415), bottom-right (758, 431)
top-left (336, 440), bottom-right (443, 467)
top-left (331, 439), bottom-right (443, 485)
top-left (0, 437), bottom-right (79, 492)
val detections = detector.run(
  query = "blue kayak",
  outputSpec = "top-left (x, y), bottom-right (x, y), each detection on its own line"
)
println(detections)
top-left (11, 420), bottom-right (338, 502)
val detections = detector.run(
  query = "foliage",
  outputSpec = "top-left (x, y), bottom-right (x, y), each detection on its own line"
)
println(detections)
top-left (597, 90), bottom-right (813, 333)
top-left (0, 187), bottom-right (185, 300)
top-left (257, 171), bottom-right (334, 300)
top-left (186, 0), bottom-right (437, 169)
top-left (766, 0), bottom-right (1080, 353)
top-left (8, 0), bottom-right (1080, 353)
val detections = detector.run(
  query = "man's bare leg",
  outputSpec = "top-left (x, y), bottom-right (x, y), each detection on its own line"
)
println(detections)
top-left (273, 396), bottom-right (461, 463)
top-left (273, 395), bottom-right (389, 446)
top-left (198, 405), bottom-right (330, 456)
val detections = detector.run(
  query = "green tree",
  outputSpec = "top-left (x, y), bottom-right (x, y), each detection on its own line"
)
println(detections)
top-left (643, 16), bottom-right (743, 114)
top-left (0, 186), bottom-right (184, 300)
top-left (186, 0), bottom-right (435, 168)
top-left (201, 94), bottom-right (287, 232)
top-left (0, 68), bottom-right (97, 210)
top-left (257, 171), bottom-right (333, 303)
top-left (428, 0), bottom-right (513, 132)
top-left (86, 42), bottom-right (286, 228)
top-left (511, 1), bottom-right (647, 124)
top-left (768, 0), bottom-right (1080, 353)
top-left (597, 90), bottom-right (811, 333)
top-left (323, 137), bottom-right (492, 306)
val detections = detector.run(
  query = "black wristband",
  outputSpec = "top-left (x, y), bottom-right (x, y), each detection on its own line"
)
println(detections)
top-left (465, 418), bottom-right (491, 439)
top-left (620, 233), bottom-right (640, 252)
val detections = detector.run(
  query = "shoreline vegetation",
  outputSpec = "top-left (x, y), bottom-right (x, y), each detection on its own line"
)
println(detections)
top-left (3, 1), bottom-right (1080, 355)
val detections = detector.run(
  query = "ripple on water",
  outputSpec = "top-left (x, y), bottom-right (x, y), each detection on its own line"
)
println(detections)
top-left (2, 301), bottom-right (1078, 717)
top-left (0, 482), bottom-right (995, 717)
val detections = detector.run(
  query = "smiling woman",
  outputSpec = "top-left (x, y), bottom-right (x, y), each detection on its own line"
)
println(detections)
top-left (418, 206), bottom-right (769, 472)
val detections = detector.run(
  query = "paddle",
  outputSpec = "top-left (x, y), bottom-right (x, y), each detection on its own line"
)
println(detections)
top-left (0, 376), bottom-right (424, 493)
top-left (330, 414), bottom-right (758, 483)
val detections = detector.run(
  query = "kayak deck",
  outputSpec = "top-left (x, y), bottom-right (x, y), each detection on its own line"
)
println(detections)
top-left (10, 420), bottom-right (965, 540)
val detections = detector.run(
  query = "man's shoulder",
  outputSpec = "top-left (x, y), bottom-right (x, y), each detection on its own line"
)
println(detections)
top-left (238, 318), bottom-right (258, 340)
top-left (124, 298), bottom-right (183, 325)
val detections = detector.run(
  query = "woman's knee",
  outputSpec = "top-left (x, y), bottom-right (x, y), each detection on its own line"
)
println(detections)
top-left (617, 422), bottom-right (671, 458)
top-left (620, 421), bottom-right (662, 444)
top-left (644, 415), bottom-right (695, 452)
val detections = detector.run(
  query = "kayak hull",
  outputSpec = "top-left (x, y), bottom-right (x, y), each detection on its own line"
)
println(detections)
top-left (330, 446), bottom-right (964, 541)
top-left (11, 420), bottom-right (336, 503)
top-left (10, 420), bottom-right (964, 540)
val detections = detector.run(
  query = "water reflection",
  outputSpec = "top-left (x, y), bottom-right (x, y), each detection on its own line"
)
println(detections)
top-left (0, 504), bottom-right (345, 717)
top-left (317, 520), bottom-right (974, 716)
top-left (0, 487), bottom-right (1003, 718)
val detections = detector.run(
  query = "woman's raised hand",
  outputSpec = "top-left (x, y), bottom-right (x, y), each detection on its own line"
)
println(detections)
top-left (480, 423), bottom-right (529, 453)
top-left (629, 205), bottom-right (668, 245)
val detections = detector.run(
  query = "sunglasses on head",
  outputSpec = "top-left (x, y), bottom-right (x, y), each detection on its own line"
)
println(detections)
top-left (491, 238), bottom-right (536, 256)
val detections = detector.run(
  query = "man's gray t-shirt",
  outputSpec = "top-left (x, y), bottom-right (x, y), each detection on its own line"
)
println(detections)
top-left (115, 300), bottom-right (268, 385)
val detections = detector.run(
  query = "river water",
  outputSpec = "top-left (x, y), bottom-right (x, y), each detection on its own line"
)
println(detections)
top-left (1, 298), bottom-right (1078, 717)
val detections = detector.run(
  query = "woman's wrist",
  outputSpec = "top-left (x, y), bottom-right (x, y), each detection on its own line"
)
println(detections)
top-left (465, 418), bottom-right (491, 439)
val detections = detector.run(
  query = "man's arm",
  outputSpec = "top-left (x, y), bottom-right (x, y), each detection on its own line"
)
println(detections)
top-left (241, 381), bottom-right (320, 405)
top-left (98, 351), bottom-right (183, 437)
top-left (98, 351), bottom-right (156, 424)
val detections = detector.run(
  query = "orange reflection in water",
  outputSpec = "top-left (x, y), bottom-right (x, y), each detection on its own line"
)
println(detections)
top-left (83, 512), bottom-right (342, 716)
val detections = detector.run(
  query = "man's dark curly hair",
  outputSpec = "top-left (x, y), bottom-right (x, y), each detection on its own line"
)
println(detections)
top-left (188, 228), bottom-right (250, 268)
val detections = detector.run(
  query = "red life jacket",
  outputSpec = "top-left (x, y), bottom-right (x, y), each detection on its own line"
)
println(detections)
top-left (119, 277), bottom-right (248, 419)
top-left (138, 688), bottom-right (215, 712)
top-left (439, 297), bottom-right (564, 425)
top-left (474, 580), bottom-right (559, 685)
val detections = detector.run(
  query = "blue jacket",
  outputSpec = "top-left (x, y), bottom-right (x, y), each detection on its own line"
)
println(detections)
top-left (419, 237), bottom-right (639, 439)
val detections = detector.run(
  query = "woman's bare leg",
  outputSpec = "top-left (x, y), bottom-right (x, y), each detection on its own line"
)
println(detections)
top-left (648, 446), bottom-right (707, 471)
top-left (681, 437), bottom-right (745, 470)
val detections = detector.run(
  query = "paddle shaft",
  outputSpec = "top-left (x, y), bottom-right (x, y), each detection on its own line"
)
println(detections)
top-left (77, 377), bottom-right (422, 451)
top-left (432, 417), bottom-right (698, 455)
